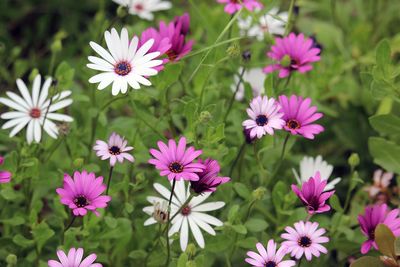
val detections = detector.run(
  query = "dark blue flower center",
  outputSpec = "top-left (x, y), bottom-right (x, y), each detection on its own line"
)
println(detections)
top-left (298, 236), bottom-right (312, 247)
top-left (287, 119), bottom-right (300, 129)
top-left (114, 61), bottom-right (131, 76)
top-left (169, 162), bottom-right (183, 173)
top-left (74, 195), bottom-right (89, 207)
top-left (109, 146), bottom-right (121, 155)
top-left (265, 261), bottom-right (277, 267)
top-left (256, 115), bottom-right (269, 126)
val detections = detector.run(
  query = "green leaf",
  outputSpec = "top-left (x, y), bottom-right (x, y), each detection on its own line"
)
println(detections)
top-left (31, 221), bottom-right (55, 253)
top-left (1, 216), bottom-right (25, 226)
top-left (272, 181), bottom-right (288, 212)
top-left (245, 218), bottom-right (268, 232)
top-left (231, 224), bottom-right (247, 235)
top-left (375, 224), bottom-right (395, 258)
top-left (55, 61), bottom-right (75, 89)
top-left (264, 74), bottom-right (274, 96)
top-left (369, 114), bottom-right (400, 136)
top-left (233, 183), bottom-right (250, 199)
top-left (375, 39), bottom-right (391, 71)
top-left (350, 256), bottom-right (385, 267)
top-left (128, 250), bottom-right (147, 260)
top-left (368, 137), bottom-right (400, 174)
top-left (329, 194), bottom-right (343, 212)
top-left (13, 234), bottom-right (34, 248)
top-left (177, 252), bottom-right (188, 267)
top-left (228, 205), bottom-right (240, 223)
top-left (237, 237), bottom-right (259, 249)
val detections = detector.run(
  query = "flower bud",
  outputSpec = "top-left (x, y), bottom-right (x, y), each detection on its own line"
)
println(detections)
top-left (227, 42), bottom-right (240, 58)
top-left (199, 111), bottom-right (212, 123)
top-left (73, 158), bottom-right (84, 168)
top-left (6, 254), bottom-right (17, 266)
top-left (186, 243), bottom-right (197, 257)
top-left (116, 6), bottom-right (128, 18)
top-left (252, 187), bottom-right (266, 200)
top-left (51, 40), bottom-right (62, 53)
top-left (242, 50), bottom-right (251, 62)
top-left (348, 153), bottom-right (360, 168)
top-left (29, 69), bottom-right (39, 83)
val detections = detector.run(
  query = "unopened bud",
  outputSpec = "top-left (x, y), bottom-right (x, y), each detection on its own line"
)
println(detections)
top-left (51, 40), bottom-right (62, 53)
top-left (348, 153), bottom-right (360, 168)
top-left (6, 254), bottom-right (17, 266)
top-left (186, 243), bottom-right (196, 256)
top-left (57, 122), bottom-right (70, 136)
top-left (117, 6), bottom-right (128, 18)
top-left (242, 50), bottom-right (251, 62)
top-left (243, 127), bottom-right (255, 144)
top-left (227, 43), bottom-right (240, 58)
top-left (199, 111), bottom-right (212, 123)
top-left (252, 187), bottom-right (266, 200)
top-left (29, 69), bottom-right (39, 83)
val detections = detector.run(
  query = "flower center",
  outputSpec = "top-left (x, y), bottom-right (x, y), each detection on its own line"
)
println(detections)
top-left (256, 115), bottom-right (268, 126)
top-left (298, 236), bottom-right (312, 247)
top-left (265, 261), bottom-right (277, 267)
top-left (369, 229), bottom-right (375, 240)
top-left (169, 162), bottom-right (183, 173)
top-left (166, 49), bottom-right (178, 61)
top-left (287, 119), bottom-right (300, 129)
top-left (29, 108), bottom-right (41, 119)
top-left (181, 205), bottom-right (191, 216)
top-left (109, 146), bottom-right (121, 155)
top-left (134, 4), bottom-right (144, 11)
top-left (114, 61), bottom-right (131, 76)
top-left (74, 195), bottom-right (89, 208)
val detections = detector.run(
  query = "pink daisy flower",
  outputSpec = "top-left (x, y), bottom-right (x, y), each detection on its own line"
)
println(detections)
top-left (264, 33), bottom-right (321, 78)
top-left (291, 171), bottom-right (335, 214)
top-left (190, 158), bottom-right (230, 194)
top-left (93, 132), bottom-right (134, 167)
top-left (245, 240), bottom-right (296, 267)
top-left (242, 96), bottom-right (286, 139)
top-left (358, 204), bottom-right (400, 254)
top-left (278, 95), bottom-right (324, 139)
top-left (148, 136), bottom-right (205, 181)
top-left (56, 170), bottom-right (111, 217)
top-left (139, 27), bottom-right (172, 71)
top-left (48, 247), bottom-right (102, 267)
top-left (281, 221), bottom-right (329, 261)
top-left (0, 156), bottom-right (11, 183)
top-left (217, 0), bottom-right (263, 15)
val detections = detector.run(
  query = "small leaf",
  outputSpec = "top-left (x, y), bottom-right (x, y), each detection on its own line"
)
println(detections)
top-left (31, 221), bottom-right (55, 253)
top-left (375, 224), bottom-right (395, 258)
top-left (375, 39), bottom-right (391, 71)
top-left (233, 183), bottom-right (250, 199)
top-left (245, 218), bottom-right (268, 232)
top-left (329, 194), bottom-right (343, 212)
top-left (231, 224), bottom-right (247, 235)
top-left (369, 137), bottom-right (400, 174)
top-left (177, 252), bottom-right (188, 267)
top-left (350, 256), bottom-right (385, 267)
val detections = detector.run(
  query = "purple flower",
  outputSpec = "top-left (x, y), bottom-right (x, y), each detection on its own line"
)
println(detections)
top-left (0, 156), bottom-right (11, 184)
top-left (93, 132), bottom-right (134, 167)
top-left (245, 240), bottom-right (295, 267)
top-left (48, 247), bottom-right (102, 267)
top-left (148, 137), bottom-right (205, 181)
top-left (190, 158), bottom-right (230, 194)
top-left (264, 33), bottom-right (321, 78)
top-left (291, 172), bottom-right (335, 214)
top-left (358, 204), bottom-right (400, 254)
top-left (139, 27), bottom-right (172, 71)
top-left (217, 0), bottom-right (263, 15)
top-left (278, 95), bottom-right (324, 139)
top-left (56, 170), bottom-right (111, 217)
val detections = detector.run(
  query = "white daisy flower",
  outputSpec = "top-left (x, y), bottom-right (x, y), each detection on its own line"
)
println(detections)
top-left (231, 67), bottom-right (265, 101)
top-left (143, 180), bottom-right (225, 251)
top-left (112, 0), bottom-right (172, 21)
top-left (87, 28), bottom-right (162, 96)
top-left (0, 74), bottom-right (73, 144)
top-left (292, 155), bottom-right (341, 191)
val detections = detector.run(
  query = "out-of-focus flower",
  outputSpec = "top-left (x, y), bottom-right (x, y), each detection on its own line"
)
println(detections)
top-left (145, 200), bottom-right (169, 224)
top-left (148, 137), bottom-right (205, 181)
top-left (264, 33), bottom-right (321, 78)
top-left (281, 221), bottom-right (329, 261)
top-left (292, 155), bottom-right (341, 191)
top-left (56, 170), bottom-right (111, 217)
top-left (190, 158), bottom-right (230, 194)
top-left (217, 0), bottom-right (263, 15)
top-left (48, 247), bottom-right (102, 267)
top-left (143, 180), bottom-right (225, 251)
top-left (0, 74), bottom-right (73, 144)
top-left (292, 172), bottom-right (335, 214)
top-left (231, 68), bottom-right (265, 101)
top-left (278, 95), bottom-right (324, 139)
top-left (93, 132), bottom-right (134, 167)
top-left (242, 96), bottom-right (285, 139)
top-left (112, 0), bottom-right (172, 20)
top-left (87, 28), bottom-right (162, 95)
top-left (245, 240), bottom-right (295, 267)
top-left (139, 27), bottom-right (171, 71)
top-left (0, 156), bottom-right (11, 184)
top-left (358, 204), bottom-right (400, 254)
top-left (364, 169), bottom-right (393, 198)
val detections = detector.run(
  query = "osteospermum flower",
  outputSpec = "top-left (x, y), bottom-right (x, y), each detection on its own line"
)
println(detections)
top-left (281, 221), bottom-right (329, 261)
top-left (87, 28), bottom-right (162, 96)
top-left (292, 172), bottom-right (335, 214)
top-left (278, 95), bottom-right (324, 139)
top-left (217, 0), bottom-right (263, 14)
top-left (143, 180), bottom-right (225, 251)
top-left (264, 33), bottom-right (321, 78)
top-left (112, 0), bottom-right (172, 20)
top-left (293, 155), bottom-right (341, 191)
top-left (93, 132), bottom-right (134, 167)
top-left (245, 240), bottom-right (296, 267)
top-left (242, 96), bottom-right (286, 139)
top-left (190, 158), bottom-right (230, 194)
top-left (56, 170), bottom-right (111, 217)
top-left (0, 74), bottom-right (73, 144)
top-left (48, 247), bottom-right (102, 267)
top-left (231, 68), bottom-right (265, 101)
top-left (358, 204), bottom-right (400, 254)
top-left (148, 136), bottom-right (205, 181)
top-left (364, 169), bottom-right (393, 198)
top-left (0, 156), bottom-right (11, 184)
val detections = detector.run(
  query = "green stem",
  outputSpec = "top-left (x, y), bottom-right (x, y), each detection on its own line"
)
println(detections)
top-left (271, 133), bottom-right (291, 181)
top-left (223, 67), bottom-right (246, 123)
top-left (284, 0), bottom-right (296, 36)
top-left (164, 179), bottom-right (177, 267)
top-left (106, 166), bottom-right (114, 195)
top-left (229, 140), bottom-right (247, 178)
top-left (253, 142), bottom-right (265, 173)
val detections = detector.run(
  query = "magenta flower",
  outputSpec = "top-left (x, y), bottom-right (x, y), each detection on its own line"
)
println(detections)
top-left (139, 27), bottom-right (172, 71)
top-left (291, 171), bottom-right (335, 214)
top-left (281, 221), bottom-right (329, 261)
top-left (264, 33), bottom-right (321, 78)
top-left (358, 204), bottom-right (400, 254)
top-left (158, 13), bottom-right (194, 62)
top-left (278, 95), bottom-right (324, 139)
top-left (48, 247), bottom-right (102, 267)
top-left (245, 240), bottom-right (295, 267)
top-left (0, 156), bottom-right (11, 184)
top-left (93, 132), bottom-right (134, 167)
top-left (56, 170), bottom-right (111, 217)
top-left (217, 0), bottom-right (263, 14)
top-left (190, 158), bottom-right (230, 194)
top-left (242, 96), bottom-right (285, 139)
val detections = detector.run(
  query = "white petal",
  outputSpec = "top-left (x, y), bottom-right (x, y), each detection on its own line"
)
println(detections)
top-left (38, 77), bottom-right (52, 107)
top-left (0, 97), bottom-right (29, 112)
top-left (46, 113), bottom-right (73, 122)
top-left (188, 217), bottom-right (205, 248)
top-left (26, 120), bottom-right (34, 144)
top-left (87, 63), bottom-right (113, 72)
top-left (128, 36), bottom-right (139, 61)
top-left (43, 119), bottom-right (58, 139)
top-left (133, 39), bottom-right (154, 60)
top-left (48, 99), bottom-right (73, 112)
top-left (120, 28), bottom-right (129, 59)
top-left (153, 183), bottom-right (180, 207)
top-left (169, 215), bottom-right (183, 236)
top-left (191, 213), bottom-right (216, 235)
top-left (5, 92), bottom-right (31, 111)
top-left (111, 77), bottom-right (122, 95)
top-left (189, 193), bottom-right (211, 208)
top-left (16, 79), bottom-right (33, 107)
top-left (192, 202), bottom-right (225, 212)
top-left (33, 119), bottom-right (41, 143)
top-left (1, 111), bottom-right (27, 119)
top-left (32, 75), bottom-right (41, 106)
top-left (9, 118), bottom-right (30, 137)
top-left (89, 41), bottom-right (116, 64)
top-left (88, 56), bottom-right (114, 69)
top-left (192, 212), bottom-right (223, 226)
top-left (180, 217), bottom-right (189, 251)
top-left (144, 218), bottom-right (157, 226)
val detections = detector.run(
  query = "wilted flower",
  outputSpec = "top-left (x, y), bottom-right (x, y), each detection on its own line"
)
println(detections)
top-left (93, 132), bottom-right (134, 167)
top-left (190, 158), bottom-right (230, 194)
top-left (278, 95), bottom-right (324, 139)
top-left (364, 169), bottom-right (393, 198)
top-left (245, 240), bottom-right (295, 267)
top-left (148, 137), bottom-right (205, 181)
top-left (48, 247), bottom-right (102, 267)
top-left (112, 0), bottom-right (172, 20)
top-left (0, 156), bottom-right (11, 184)
top-left (0, 74), bottom-right (73, 144)
top-left (281, 221), bottom-right (329, 261)
top-left (231, 68), bottom-right (265, 101)
top-left (264, 33), bottom-right (321, 78)
top-left (217, 0), bottom-right (263, 15)
top-left (56, 170), bottom-right (111, 217)
top-left (292, 172), bottom-right (335, 214)
top-left (358, 204), bottom-right (400, 254)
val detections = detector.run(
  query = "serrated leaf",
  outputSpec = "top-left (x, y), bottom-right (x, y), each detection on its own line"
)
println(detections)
top-left (375, 224), bottom-right (395, 258)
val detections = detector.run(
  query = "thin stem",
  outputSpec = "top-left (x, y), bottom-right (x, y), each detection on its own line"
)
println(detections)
top-left (253, 142), bottom-right (265, 172)
top-left (270, 133), bottom-right (291, 181)
top-left (223, 67), bottom-right (246, 123)
top-left (284, 0), bottom-right (296, 36)
top-left (229, 140), bottom-right (247, 178)
top-left (227, 14), bottom-right (234, 41)
top-left (106, 166), bottom-right (114, 195)
top-left (64, 216), bottom-right (76, 232)
top-left (164, 179), bottom-right (177, 267)
top-left (245, 200), bottom-right (256, 221)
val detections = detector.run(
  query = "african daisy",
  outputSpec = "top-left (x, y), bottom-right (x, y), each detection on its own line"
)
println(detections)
top-left (245, 240), bottom-right (295, 267)
top-left (217, 0), bottom-right (263, 15)
top-left (112, 0), bottom-right (172, 20)
top-left (0, 156), bottom-right (11, 184)
top-left (93, 132), bottom-right (134, 167)
top-left (364, 169), bottom-right (393, 198)
top-left (48, 247), bottom-right (102, 267)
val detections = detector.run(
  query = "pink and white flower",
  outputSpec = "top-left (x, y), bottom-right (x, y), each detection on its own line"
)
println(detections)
top-left (245, 240), bottom-right (295, 267)
top-left (217, 0), bottom-right (263, 15)
top-left (93, 132), bottom-right (134, 167)
top-left (48, 247), bottom-right (102, 267)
